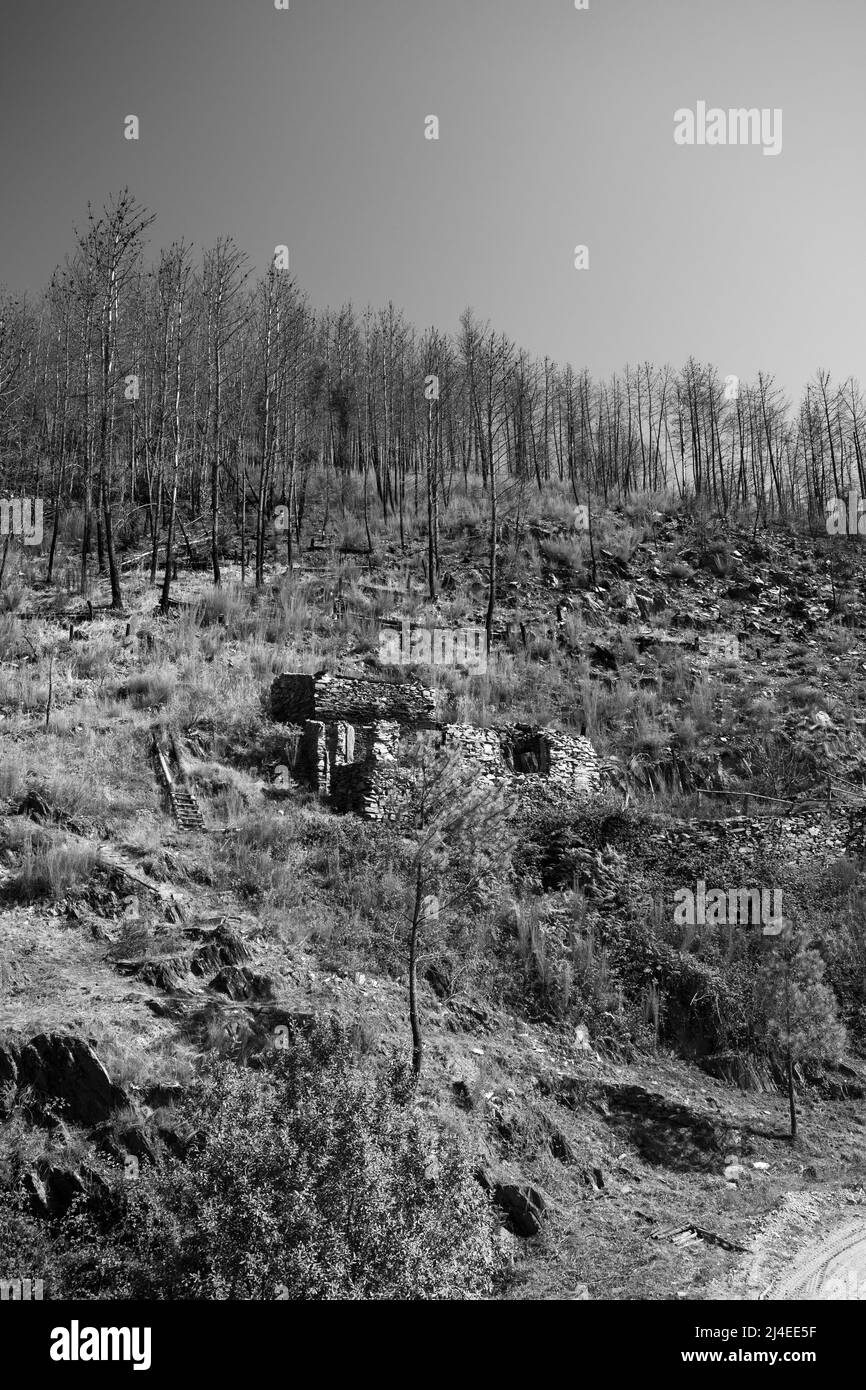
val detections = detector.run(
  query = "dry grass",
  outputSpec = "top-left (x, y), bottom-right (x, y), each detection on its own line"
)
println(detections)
top-left (5, 827), bottom-right (98, 902)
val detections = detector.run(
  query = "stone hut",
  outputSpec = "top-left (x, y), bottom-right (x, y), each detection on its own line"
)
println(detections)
top-left (273, 673), bottom-right (437, 819)
top-left (271, 671), bottom-right (601, 822)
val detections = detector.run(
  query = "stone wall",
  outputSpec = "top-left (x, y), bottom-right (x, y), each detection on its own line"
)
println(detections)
top-left (678, 808), bottom-right (848, 874)
top-left (628, 806), bottom-right (852, 881)
top-left (441, 723), bottom-right (601, 799)
top-left (331, 722), bottom-right (413, 820)
top-left (289, 716), bottom-right (601, 823)
top-left (545, 730), bottom-right (603, 797)
top-left (272, 671), bottom-right (437, 726)
top-left (299, 719), bottom-right (362, 797)
top-left (272, 669), bottom-right (601, 822)
top-left (440, 724), bottom-right (503, 782)
top-left (272, 674), bottom-right (316, 723)
top-left (300, 720), bottom-right (326, 792)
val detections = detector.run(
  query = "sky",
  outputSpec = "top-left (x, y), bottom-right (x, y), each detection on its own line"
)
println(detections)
top-left (0, 0), bottom-right (863, 403)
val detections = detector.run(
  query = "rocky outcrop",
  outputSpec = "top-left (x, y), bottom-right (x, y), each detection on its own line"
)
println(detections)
top-left (494, 1182), bottom-right (547, 1237)
top-left (210, 966), bottom-right (276, 1001)
top-left (190, 925), bottom-right (251, 977)
top-left (15, 1034), bottom-right (128, 1127)
top-left (22, 1163), bottom-right (112, 1221)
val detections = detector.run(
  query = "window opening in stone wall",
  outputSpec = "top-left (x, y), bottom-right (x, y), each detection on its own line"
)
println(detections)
top-left (513, 733), bottom-right (551, 776)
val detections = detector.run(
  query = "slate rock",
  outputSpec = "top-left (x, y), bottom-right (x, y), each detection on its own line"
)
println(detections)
top-left (92, 1121), bottom-right (160, 1167)
top-left (493, 1182), bottom-right (547, 1237)
top-left (190, 927), bottom-right (251, 977)
top-left (17, 1033), bottom-right (128, 1127)
top-left (141, 1081), bottom-right (186, 1111)
top-left (22, 1163), bottom-right (111, 1221)
top-left (210, 965), bottom-right (276, 1001)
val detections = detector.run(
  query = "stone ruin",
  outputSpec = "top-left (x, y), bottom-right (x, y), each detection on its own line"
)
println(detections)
top-left (439, 723), bottom-right (601, 800)
top-left (268, 674), bottom-right (866, 879)
top-left (271, 671), bottom-right (437, 727)
top-left (271, 672), bottom-right (601, 821)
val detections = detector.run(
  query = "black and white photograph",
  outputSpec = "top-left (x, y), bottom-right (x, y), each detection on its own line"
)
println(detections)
top-left (0, 0), bottom-right (864, 1359)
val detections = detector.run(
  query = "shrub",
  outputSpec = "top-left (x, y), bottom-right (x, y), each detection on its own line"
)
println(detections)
top-left (0, 1188), bottom-right (57, 1288)
top-left (74, 1023), bottom-right (499, 1299)
top-left (117, 669), bottom-right (175, 709)
top-left (539, 536), bottom-right (584, 571)
top-left (194, 584), bottom-right (250, 631)
top-left (820, 885), bottom-right (866, 1045)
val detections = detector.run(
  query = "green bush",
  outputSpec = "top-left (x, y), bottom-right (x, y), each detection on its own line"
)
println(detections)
top-left (819, 884), bottom-right (866, 1047)
top-left (58, 1022), bottom-right (499, 1300)
top-left (0, 1188), bottom-right (57, 1288)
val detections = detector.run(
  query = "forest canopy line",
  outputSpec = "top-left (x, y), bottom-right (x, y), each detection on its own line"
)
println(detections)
top-left (0, 190), bottom-right (862, 605)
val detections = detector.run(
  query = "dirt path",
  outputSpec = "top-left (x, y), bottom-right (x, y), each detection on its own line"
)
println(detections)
top-left (772, 1220), bottom-right (866, 1300)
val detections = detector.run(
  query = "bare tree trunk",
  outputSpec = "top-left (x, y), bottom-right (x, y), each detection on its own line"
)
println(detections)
top-left (785, 962), bottom-right (797, 1141)
top-left (787, 1049), bottom-right (797, 1141)
top-left (409, 867), bottom-right (424, 1078)
top-left (161, 255), bottom-right (188, 612)
top-left (485, 466), bottom-right (497, 650)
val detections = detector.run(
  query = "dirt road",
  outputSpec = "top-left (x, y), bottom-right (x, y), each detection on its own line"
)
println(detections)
top-left (772, 1221), bottom-right (866, 1300)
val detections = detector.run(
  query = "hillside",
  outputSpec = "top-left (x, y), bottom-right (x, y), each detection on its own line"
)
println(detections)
top-left (2, 484), bottom-right (865, 1300)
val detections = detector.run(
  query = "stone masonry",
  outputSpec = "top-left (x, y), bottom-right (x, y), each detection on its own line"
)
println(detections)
top-left (269, 674), bottom-right (866, 853)
top-left (440, 724), bottom-right (600, 799)
top-left (272, 672), bottom-right (602, 822)
top-left (271, 671), bottom-right (437, 726)
top-left (330, 722), bottom-right (412, 820)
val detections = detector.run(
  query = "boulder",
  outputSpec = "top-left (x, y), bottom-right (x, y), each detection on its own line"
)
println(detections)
top-left (723, 1163), bottom-right (747, 1184)
top-left (22, 1163), bottom-right (111, 1220)
top-left (17, 1033), bottom-right (128, 1127)
top-left (493, 1182), bottom-right (548, 1238)
top-left (210, 966), bottom-right (276, 1002)
top-left (141, 1081), bottom-right (186, 1111)
top-left (190, 926), bottom-right (251, 977)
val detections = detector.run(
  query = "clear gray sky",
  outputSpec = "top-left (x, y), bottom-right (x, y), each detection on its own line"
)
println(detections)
top-left (1, 0), bottom-right (863, 401)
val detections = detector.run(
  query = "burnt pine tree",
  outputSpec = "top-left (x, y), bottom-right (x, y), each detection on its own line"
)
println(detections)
top-left (79, 191), bottom-right (155, 607)
top-left (158, 241), bottom-right (193, 614)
